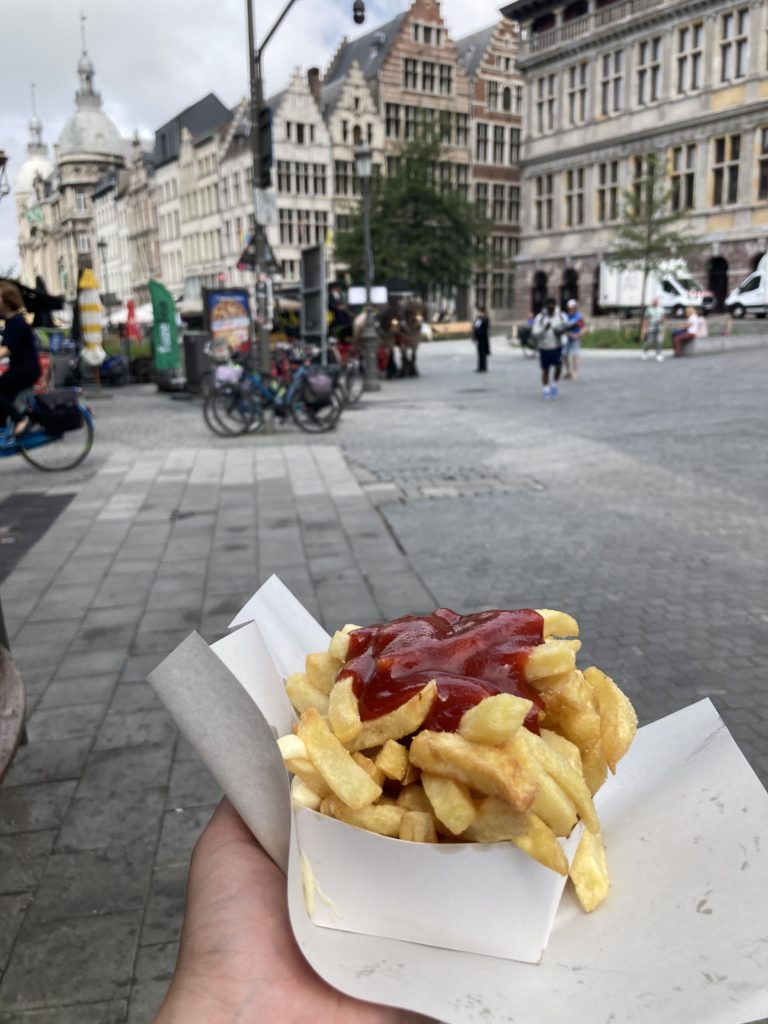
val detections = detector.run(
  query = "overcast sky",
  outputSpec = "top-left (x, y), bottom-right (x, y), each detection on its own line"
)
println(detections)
top-left (1, 0), bottom-right (506, 277)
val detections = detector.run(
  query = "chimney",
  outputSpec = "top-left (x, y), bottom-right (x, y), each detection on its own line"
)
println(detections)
top-left (307, 67), bottom-right (321, 105)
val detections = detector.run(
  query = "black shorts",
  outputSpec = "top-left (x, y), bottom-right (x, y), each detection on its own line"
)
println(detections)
top-left (538, 347), bottom-right (562, 372)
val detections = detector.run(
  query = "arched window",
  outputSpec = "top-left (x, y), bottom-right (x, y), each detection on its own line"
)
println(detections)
top-left (353, 125), bottom-right (363, 147)
top-left (502, 87), bottom-right (512, 112)
top-left (561, 267), bottom-right (578, 307)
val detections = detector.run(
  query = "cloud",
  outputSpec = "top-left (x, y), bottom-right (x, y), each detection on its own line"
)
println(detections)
top-left (0, 0), bottom-right (506, 275)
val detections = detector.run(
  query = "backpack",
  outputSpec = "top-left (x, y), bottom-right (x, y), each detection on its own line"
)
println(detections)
top-left (33, 389), bottom-right (84, 434)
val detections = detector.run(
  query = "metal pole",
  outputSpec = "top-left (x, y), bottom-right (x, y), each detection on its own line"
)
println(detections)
top-left (361, 175), bottom-right (380, 391)
top-left (246, 1), bottom-right (272, 378)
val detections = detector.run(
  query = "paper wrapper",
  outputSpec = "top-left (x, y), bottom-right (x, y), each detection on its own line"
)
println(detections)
top-left (150, 576), bottom-right (768, 1023)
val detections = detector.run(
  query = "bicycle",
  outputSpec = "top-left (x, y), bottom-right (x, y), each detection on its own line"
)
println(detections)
top-left (325, 338), bottom-right (365, 406)
top-left (203, 358), bottom-right (343, 437)
top-left (0, 387), bottom-right (94, 471)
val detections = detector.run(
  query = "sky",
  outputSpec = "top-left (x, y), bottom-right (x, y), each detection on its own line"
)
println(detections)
top-left (1, 0), bottom-right (506, 277)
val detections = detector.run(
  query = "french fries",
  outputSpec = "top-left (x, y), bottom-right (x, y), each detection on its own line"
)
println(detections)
top-left (278, 606), bottom-right (636, 914)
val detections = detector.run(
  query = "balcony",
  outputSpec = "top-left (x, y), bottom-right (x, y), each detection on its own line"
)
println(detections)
top-left (520, 0), bottom-right (667, 60)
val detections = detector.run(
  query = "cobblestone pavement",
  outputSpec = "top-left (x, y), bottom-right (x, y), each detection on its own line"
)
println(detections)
top-left (0, 337), bottom-right (766, 1022)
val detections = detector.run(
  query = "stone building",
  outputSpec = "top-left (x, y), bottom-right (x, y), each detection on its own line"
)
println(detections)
top-left (14, 112), bottom-right (57, 292)
top-left (502, 0), bottom-right (768, 316)
top-left (16, 45), bottom-right (126, 299)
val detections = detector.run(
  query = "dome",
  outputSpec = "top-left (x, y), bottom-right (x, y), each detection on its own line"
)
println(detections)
top-left (58, 107), bottom-right (125, 158)
top-left (15, 154), bottom-right (55, 194)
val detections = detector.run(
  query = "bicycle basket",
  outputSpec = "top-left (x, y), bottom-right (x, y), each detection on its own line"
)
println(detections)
top-left (214, 364), bottom-right (242, 387)
top-left (33, 388), bottom-right (83, 434)
top-left (301, 367), bottom-right (335, 408)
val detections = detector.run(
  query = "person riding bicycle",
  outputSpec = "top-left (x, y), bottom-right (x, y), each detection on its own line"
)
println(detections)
top-left (0, 282), bottom-right (41, 437)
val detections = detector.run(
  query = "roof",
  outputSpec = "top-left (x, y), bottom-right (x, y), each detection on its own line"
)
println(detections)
top-left (324, 11), bottom-right (408, 85)
top-left (455, 23), bottom-right (498, 77)
top-left (152, 93), bottom-right (231, 167)
top-left (499, 0), bottom-right (553, 21)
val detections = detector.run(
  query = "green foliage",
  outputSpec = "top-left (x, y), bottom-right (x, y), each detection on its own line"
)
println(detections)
top-left (610, 154), bottom-right (700, 305)
top-left (335, 133), bottom-right (490, 297)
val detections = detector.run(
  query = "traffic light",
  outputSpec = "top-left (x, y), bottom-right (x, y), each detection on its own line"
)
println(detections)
top-left (257, 104), bottom-right (273, 189)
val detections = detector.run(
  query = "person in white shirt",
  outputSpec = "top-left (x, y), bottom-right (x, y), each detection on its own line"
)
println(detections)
top-left (672, 306), bottom-right (708, 357)
top-left (531, 297), bottom-right (569, 399)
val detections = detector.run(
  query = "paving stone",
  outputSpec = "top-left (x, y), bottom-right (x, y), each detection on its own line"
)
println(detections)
top-left (166, 756), bottom-right (222, 809)
top-left (0, 1000), bottom-right (127, 1023)
top-left (37, 674), bottom-right (118, 709)
top-left (77, 744), bottom-right (174, 800)
top-left (0, 780), bottom-right (77, 834)
top-left (0, 911), bottom-right (140, 1011)
top-left (4, 737), bottom-right (92, 787)
top-left (0, 831), bottom-right (57, 894)
top-left (93, 708), bottom-right (177, 751)
top-left (106, 681), bottom-right (164, 714)
top-left (125, 941), bottom-right (177, 1024)
top-left (155, 804), bottom-right (217, 870)
top-left (56, 650), bottom-right (127, 679)
top-left (0, 894), bottom-right (33, 972)
top-left (139, 863), bottom-right (187, 948)
top-left (25, 703), bottom-right (106, 743)
top-left (29, 841), bottom-right (155, 923)
top-left (56, 789), bottom-right (166, 853)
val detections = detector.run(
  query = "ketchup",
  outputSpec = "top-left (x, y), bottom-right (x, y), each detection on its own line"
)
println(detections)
top-left (338, 608), bottom-right (544, 734)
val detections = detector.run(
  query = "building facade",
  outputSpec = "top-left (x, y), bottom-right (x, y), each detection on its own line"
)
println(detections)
top-left (503, 0), bottom-right (768, 317)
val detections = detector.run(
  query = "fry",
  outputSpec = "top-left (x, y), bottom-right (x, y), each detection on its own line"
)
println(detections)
top-left (421, 772), bottom-right (477, 835)
top-left (375, 739), bottom-right (410, 781)
top-left (396, 783), bottom-right (433, 813)
top-left (321, 795), bottom-right (403, 837)
top-left (458, 693), bottom-right (533, 745)
top-left (328, 625), bottom-right (358, 662)
top-left (462, 797), bottom-right (568, 875)
top-left (306, 651), bottom-right (343, 695)
top-left (346, 680), bottom-right (437, 751)
top-left (399, 810), bottom-right (438, 843)
top-left (297, 708), bottom-right (382, 809)
top-left (328, 676), bottom-right (361, 744)
top-left (569, 827), bottom-right (610, 912)
top-left (521, 730), bottom-right (600, 834)
top-left (524, 640), bottom-right (577, 683)
top-left (351, 751), bottom-right (386, 787)
top-left (536, 609), bottom-right (579, 638)
top-left (585, 666), bottom-right (638, 772)
top-left (285, 672), bottom-right (330, 715)
top-left (409, 730), bottom-right (537, 812)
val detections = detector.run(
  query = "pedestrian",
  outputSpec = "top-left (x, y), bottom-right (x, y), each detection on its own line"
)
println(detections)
top-left (672, 306), bottom-right (707, 358)
top-left (531, 297), bottom-right (568, 399)
top-left (473, 305), bottom-right (490, 372)
top-left (0, 281), bottom-right (41, 437)
top-left (563, 298), bottom-right (585, 380)
top-left (641, 296), bottom-right (666, 362)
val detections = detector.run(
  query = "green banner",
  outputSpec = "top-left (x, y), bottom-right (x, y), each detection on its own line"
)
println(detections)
top-left (148, 279), bottom-right (180, 372)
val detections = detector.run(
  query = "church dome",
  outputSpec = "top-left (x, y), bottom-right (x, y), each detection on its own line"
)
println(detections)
top-left (57, 46), bottom-right (125, 160)
top-left (15, 113), bottom-right (54, 194)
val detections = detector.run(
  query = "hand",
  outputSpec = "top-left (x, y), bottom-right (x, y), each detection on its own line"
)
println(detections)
top-left (156, 799), bottom-right (431, 1024)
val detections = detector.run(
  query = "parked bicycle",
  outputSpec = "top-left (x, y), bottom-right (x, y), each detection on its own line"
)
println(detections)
top-left (203, 356), bottom-right (343, 437)
top-left (0, 387), bottom-right (94, 471)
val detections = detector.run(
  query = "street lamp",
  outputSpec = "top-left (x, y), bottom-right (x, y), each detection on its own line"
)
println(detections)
top-left (353, 144), bottom-right (380, 391)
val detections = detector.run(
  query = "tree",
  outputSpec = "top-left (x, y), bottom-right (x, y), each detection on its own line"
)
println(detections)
top-left (609, 153), bottom-right (700, 308)
top-left (334, 132), bottom-right (490, 299)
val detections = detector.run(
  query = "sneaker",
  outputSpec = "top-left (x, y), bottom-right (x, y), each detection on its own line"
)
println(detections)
top-left (641, 351), bottom-right (648, 361)
top-left (656, 353), bottom-right (664, 362)
top-left (542, 385), bottom-right (551, 399)
top-left (550, 383), bottom-right (559, 398)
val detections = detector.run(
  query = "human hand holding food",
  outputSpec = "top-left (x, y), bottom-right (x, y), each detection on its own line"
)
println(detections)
top-left (155, 798), bottom-right (431, 1024)
top-left (279, 607), bottom-right (637, 913)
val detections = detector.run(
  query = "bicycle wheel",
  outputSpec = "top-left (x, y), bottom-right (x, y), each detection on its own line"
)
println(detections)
top-left (290, 390), bottom-right (344, 433)
top-left (19, 404), bottom-right (94, 472)
top-left (203, 388), bottom-right (259, 436)
top-left (342, 359), bottom-right (365, 405)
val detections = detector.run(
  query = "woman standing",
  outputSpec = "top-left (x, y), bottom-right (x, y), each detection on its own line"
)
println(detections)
top-left (0, 282), bottom-right (41, 436)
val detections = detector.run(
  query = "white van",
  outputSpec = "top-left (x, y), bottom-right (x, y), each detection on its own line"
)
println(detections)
top-left (724, 254), bottom-right (768, 319)
top-left (598, 261), bottom-right (714, 317)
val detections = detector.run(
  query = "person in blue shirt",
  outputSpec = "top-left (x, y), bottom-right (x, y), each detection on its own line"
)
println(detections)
top-left (563, 298), bottom-right (585, 380)
top-left (0, 282), bottom-right (41, 436)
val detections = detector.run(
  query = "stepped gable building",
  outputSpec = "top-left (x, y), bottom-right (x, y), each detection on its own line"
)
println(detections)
top-left (502, 0), bottom-right (768, 317)
top-left (456, 18), bottom-right (523, 315)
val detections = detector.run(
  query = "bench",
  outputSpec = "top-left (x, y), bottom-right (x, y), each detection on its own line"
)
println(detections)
top-left (0, 600), bottom-right (27, 783)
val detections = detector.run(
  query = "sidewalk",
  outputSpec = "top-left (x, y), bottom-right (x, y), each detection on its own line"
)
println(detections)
top-left (0, 445), bottom-right (435, 1021)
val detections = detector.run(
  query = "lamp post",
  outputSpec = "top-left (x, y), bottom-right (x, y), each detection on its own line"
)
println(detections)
top-left (353, 144), bottom-right (380, 392)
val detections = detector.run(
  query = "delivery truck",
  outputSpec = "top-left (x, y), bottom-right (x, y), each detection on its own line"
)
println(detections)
top-left (598, 261), bottom-right (714, 317)
top-left (724, 254), bottom-right (768, 318)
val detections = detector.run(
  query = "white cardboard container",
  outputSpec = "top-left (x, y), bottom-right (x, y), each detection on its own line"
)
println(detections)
top-left (149, 575), bottom-right (768, 1024)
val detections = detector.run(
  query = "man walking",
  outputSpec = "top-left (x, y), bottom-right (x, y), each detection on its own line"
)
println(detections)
top-left (531, 297), bottom-right (568, 399)
top-left (641, 296), bottom-right (665, 362)
top-left (473, 306), bottom-right (490, 372)
top-left (563, 298), bottom-right (585, 380)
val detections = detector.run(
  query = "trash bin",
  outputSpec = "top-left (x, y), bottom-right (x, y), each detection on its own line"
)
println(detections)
top-left (183, 331), bottom-right (211, 393)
